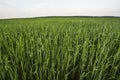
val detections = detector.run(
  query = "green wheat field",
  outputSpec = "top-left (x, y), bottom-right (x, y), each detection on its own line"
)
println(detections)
top-left (0, 17), bottom-right (120, 80)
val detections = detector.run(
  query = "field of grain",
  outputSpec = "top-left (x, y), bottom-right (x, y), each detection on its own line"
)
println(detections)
top-left (0, 17), bottom-right (120, 80)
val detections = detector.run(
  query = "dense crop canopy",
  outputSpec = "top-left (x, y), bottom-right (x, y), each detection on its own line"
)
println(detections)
top-left (0, 17), bottom-right (120, 80)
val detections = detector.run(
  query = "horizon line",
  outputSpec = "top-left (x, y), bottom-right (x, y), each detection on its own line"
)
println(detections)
top-left (0, 15), bottom-right (120, 20)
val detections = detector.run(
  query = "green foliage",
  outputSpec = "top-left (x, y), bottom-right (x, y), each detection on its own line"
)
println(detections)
top-left (0, 17), bottom-right (120, 80)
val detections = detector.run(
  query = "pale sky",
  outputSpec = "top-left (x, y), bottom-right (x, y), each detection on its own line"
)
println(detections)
top-left (0, 0), bottom-right (120, 19)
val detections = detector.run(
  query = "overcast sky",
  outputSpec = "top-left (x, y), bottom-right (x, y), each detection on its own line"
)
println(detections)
top-left (0, 0), bottom-right (120, 19)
